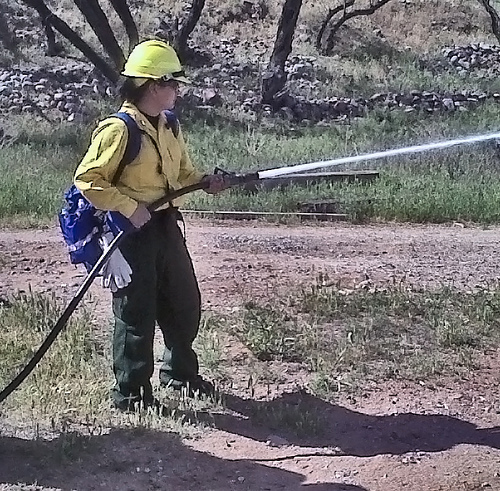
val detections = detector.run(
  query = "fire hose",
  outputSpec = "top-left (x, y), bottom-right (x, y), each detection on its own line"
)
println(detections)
top-left (2, 128), bottom-right (500, 404)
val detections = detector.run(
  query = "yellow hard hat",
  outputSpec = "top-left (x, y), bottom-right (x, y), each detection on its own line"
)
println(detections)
top-left (122, 39), bottom-right (190, 84)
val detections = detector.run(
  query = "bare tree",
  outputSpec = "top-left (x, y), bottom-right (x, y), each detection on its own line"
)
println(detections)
top-left (21, 0), bottom-right (140, 81)
top-left (477, 0), bottom-right (500, 44)
top-left (261, 0), bottom-right (303, 106)
top-left (20, 0), bottom-right (207, 80)
top-left (174, 0), bottom-right (205, 61)
top-left (21, 0), bottom-right (119, 82)
top-left (316, 0), bottom-right (393, 55)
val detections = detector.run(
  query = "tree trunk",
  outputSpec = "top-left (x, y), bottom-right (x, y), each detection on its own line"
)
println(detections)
top-left (42, 17), bottom-right (62, 56)
top-left (21, 0), bottom-right (119, 82)
top-left (108, 0), bottom-right (139, 52)
top-left (174, 0), bottom-right (205, 61)
top-left (0, 7), bottom-right (18, 53)
top-left (261, 0), bottom-right (303, 106)
top-left (477, 0), bottom-right (500, 44)
top-left (73, 0), bottom-right (125, 70)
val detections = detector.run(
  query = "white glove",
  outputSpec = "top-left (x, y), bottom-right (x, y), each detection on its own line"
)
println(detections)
top-left (99, 232), bottom-right (132, 292)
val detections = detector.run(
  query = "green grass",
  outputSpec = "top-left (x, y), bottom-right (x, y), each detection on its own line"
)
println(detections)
top-left (238, 301), bottom-right (299, 361)
top-left (0, 119), bottom-right (87, 226)
top-left (184, 102), bottom-right (500, 222)
top-left (0, 292), bottom-right (223, 436)
top-left (2, 99), bottom-right (500, 225)
top-left (232, 282), bottom-right (500, 398)
top-left (193, 315), bottom-right (225, 378)
top-left (1, 284), bottom-right (499, 437)
top-left (0, 292), bottom-right (110, 420)
top-left (3, 0), bottom-right (500, 451)
top-left (247, 396), bottom-right (328, 437)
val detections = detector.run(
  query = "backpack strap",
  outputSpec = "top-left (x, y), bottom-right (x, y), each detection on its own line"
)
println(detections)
top-left (163, 110), bottom-right (179, 138)
top-left (110, 112), bottom-right (142, 186)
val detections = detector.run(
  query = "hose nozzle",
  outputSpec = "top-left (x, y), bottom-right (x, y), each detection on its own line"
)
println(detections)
top-left (213, 167), bottom-right (259, 186)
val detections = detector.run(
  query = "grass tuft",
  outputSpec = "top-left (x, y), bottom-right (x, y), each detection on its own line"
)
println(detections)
top-left (0, 292), bottom-right (110, 421)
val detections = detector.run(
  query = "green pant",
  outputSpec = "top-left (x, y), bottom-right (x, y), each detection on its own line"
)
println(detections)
top-left (111, 209), bottom-right (201, 407)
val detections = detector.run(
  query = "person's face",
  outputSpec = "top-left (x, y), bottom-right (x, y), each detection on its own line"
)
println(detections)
top-left (154, 79), bottom-right (180, 110)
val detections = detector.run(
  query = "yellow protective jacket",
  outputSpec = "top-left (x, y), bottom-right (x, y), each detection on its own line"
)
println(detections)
top-left (74, 102), bottom-right (204, 218)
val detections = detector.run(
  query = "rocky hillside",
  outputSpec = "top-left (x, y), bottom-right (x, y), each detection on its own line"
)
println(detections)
top-left (1, 0), bottom-right (499, 125)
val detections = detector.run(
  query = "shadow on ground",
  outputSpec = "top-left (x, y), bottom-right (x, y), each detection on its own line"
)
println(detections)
top-left (2, 391), bottom-right (497, 490)
top-left (0, 427), bottom-right (367, 491)
top-left (214, 391), bottom-right (500, 456)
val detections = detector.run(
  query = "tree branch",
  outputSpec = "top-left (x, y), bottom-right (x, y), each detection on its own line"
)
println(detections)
top-left (476, 0), bottom-right (500, 44)
top-left (321, 0), bottom-right (393, 55)
top-left (316, 0), bottom-right (354, 52)
top-left (174, 0), bottom-right (205, 61)
top-left (21, 0), bottom-right (119, 82)
top-left (108, 0), bottom-right (139, 52)
top-left (73, 0), bottom-right (125, 70)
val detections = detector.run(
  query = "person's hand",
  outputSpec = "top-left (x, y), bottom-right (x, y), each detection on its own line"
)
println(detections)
top-left (129, 203), bottom-right (151, 228)
top-left (202, 174), bottom-right (228, 194)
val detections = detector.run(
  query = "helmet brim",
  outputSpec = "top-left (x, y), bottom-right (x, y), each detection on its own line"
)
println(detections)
top-left (121, 71), bottom-right (191, 84)
top-left (170, 75), bottom-right (191, 84)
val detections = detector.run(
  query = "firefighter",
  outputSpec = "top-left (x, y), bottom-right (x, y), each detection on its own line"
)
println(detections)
top-left (74, 39), bottom-right (225, 411)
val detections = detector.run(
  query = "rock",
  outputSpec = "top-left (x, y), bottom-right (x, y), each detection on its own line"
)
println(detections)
top-left (277, 106), bottom-right (294, 121)
top-left (442, 98), bottom-right (455, 110)
top-left (370, 93), bottom-right (386, 102)
top-left (266, 434), bottom-right (289, 447)
top-left (202, 88), bottom-right (222, 106)
top-left (334, 100), bottom-right (350, 114)
top-left (1, 41), bottom-right (499, 125)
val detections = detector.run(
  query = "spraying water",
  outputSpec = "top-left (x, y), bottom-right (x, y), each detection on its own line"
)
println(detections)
top-left (258, 130), bottom-right (500, 179)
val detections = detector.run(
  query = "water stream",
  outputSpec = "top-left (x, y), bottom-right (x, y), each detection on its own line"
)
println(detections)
top-left (258, 131), bottom-right (500, 179)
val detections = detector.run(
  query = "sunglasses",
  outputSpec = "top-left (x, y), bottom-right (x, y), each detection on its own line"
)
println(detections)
top-left (158, 70), bottom-right (186, 84)
top-left (157, 80), bottom-right (179, 90)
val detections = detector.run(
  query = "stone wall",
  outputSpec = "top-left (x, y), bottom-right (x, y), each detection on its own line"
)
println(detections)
top-left (1, 43), bottom-right (500, 125)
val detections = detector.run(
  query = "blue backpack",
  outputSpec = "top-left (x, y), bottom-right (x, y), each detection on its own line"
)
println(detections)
top-left (59, 110), bottom-right (179, 272)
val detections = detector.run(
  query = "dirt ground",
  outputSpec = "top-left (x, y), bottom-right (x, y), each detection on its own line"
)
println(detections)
top-left (0, 219), bottom-right (499, 491)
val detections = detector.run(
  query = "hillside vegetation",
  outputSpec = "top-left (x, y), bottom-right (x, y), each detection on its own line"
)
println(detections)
top-left (1, 0), bottom-right (500, 224)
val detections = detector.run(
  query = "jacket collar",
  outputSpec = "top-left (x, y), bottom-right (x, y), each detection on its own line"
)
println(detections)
top-left (120, 101), bottom-right (166, 138)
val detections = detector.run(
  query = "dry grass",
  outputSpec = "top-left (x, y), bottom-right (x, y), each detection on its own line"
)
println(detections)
top-left (0, 292), bottom-right (111, 421)
top-left (13, 0), bottom-right (492, 63)
top-left (7, 0), bottom-right (497, 100)
top-left (369, 1), bottom-right (490, 51)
